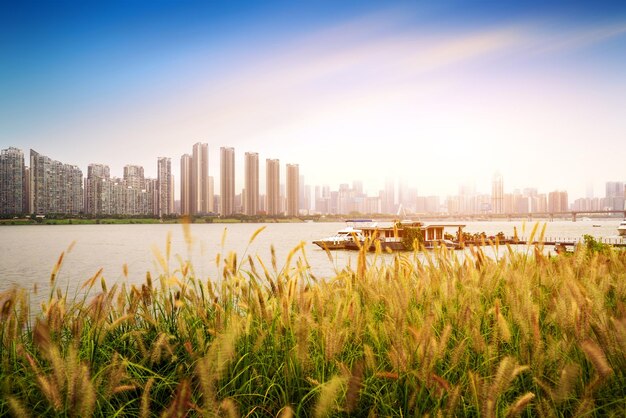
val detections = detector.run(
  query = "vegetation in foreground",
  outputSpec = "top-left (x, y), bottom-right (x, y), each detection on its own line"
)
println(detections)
top-left (1, 224), bottom-right (625, 417)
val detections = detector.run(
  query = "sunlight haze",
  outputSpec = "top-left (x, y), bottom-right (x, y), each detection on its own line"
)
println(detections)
top-left (2, 1), bottom-right (626, 199)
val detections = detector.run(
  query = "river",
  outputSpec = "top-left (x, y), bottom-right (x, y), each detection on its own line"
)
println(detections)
top-left (1, 220), bottom-right (624, 306)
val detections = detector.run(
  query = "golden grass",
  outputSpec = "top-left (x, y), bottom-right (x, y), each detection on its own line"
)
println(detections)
top-left (0, 227), bottom-right (625, 416)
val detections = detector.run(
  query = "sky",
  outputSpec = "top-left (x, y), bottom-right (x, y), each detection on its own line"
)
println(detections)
top-left (2, 0), bottom-right (626, 199)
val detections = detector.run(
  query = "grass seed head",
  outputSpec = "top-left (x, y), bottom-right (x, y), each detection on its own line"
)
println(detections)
top-left (581, 339), bottom-right (613, 381)
top-left (505, 392), bottom-right (535, 418)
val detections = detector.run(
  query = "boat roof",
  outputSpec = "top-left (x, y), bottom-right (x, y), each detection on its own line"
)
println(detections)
top-left (358, 221), bottom-right (465, 230)
top-left (337, 226), bottom-right (363, 233)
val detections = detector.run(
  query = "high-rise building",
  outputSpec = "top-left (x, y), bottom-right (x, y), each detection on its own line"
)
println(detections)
top-left (353, 180), bottom-right (363, 195)
top-left (30, 149), bottom-right (83, 215)
top-left (85, 163), bottom-right (110, 215)
top-left (605, 181), bottom-right (625, 211)
top-left (86, 163), bottom-right (157, 216)
top-left (492, 171), bottom-right (504, 214)
top-left (157, 157), bottom-right (173, 216)
top-left (266, 159), bottom-right (280, 216)
top-left (548, 190), bottom-right (569, 213)
top-left (220, 147), bottom-right (235, 216)
top-left (0, 147), bottom-right (25, 215)
top-left (123, 165), bottom-right (145, 190)
top-left (304, 184), bottom-right (311, 213)
top-left (23, 167), bottom-right (30, 213)
top-left (299, 175), bottom-right (306, 211)
top-left (180, 143), bottom-right (211, 215)
top-left (286, 163), bottom-right (299, 217)
top-left (192, 142), bottom-right (210, 214)
top-left (208, 176), bottom-right (215, 213)
top-left (180, 154), bottom-right (192, 215)
top-left (244, 152), bottom-right (259, 216)
top-left (383, 178), bottom-right (395, 214)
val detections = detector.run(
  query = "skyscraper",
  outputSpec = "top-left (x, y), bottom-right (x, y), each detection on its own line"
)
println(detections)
top-left (123, 165), bottom-right (145, 190)
top-left (180, 154), bottom-right (192, 215)
top-left (286, 163), bottom-right (299, 217)
top-left (492, 171), bottom-right (504, 214)
top-left (192, 142), bottom-right (210, 214)
top-left (299, 175), bottom-right (305, 211)
top-left (605, 181), bottom-right (625, 211)
top-left (0, 147), bottom-right (25, 215)
top-left (384, 178), bottom-right (395, 214)
top-left (208, 176), bottom-right (214, 213)
top-left (180, 142), bottom-right (211, 215)
top-left (266, 158), bottom-right (280, 216)
top-left (244, 152), bottom-right (259, 216)
top-left (30, 149), bottom-right (83, 215)
top-left (157, 157), bottom-right (173, 216)
top-left (23, 167), bottom-right (30, 214)
top-left (220, 147), bottom-right (235, 216)
top-left (548, 190), bottom-right (568, 213)
top-left (85, 163), bottom-right (111, 215)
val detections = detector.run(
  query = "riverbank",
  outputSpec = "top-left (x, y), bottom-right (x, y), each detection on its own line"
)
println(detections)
top-left (1, 235), bottom-right (624, 416)
top-left (0, 216), bottom-right (313, 225)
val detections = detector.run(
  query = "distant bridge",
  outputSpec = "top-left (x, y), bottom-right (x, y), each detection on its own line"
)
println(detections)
top-left (411, 210), bottom-right (626, 222)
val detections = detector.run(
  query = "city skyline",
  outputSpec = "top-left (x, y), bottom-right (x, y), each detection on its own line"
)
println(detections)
top-left (2, 145), bottom-right (624, 217)
top-left (2, 1), bottom-right (626, 197)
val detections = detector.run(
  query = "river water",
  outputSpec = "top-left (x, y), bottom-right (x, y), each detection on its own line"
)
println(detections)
top-left (1, 220), bottom-right (624, 306)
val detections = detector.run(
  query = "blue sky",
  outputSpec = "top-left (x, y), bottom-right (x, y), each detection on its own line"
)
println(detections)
top-left (2, 0), bottom-right (626, 198)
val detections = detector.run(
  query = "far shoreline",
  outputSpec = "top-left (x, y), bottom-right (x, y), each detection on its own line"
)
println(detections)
top-left (1, 215), bottom-right (623, 226)
top-left (0, 215), bottom-right (337, 226)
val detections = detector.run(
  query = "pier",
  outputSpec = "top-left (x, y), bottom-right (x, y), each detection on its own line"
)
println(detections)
top-left (411, 210), bottom-right (626, 222)
top-left (460, 236), bottom-right (626, 249)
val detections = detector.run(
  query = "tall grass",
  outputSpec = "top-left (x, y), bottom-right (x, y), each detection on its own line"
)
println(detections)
top-left (1, 225), bottom-right (625, 416)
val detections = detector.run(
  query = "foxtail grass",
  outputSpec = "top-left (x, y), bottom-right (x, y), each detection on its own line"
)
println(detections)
top-left (1, 224), bottom-right (625, 416)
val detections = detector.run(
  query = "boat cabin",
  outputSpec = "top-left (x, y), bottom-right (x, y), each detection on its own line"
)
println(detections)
top-left (358, 221), bottom-right (465, 241)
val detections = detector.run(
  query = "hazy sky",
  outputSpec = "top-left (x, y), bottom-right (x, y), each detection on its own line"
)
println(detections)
top-left (2, 0), bottom-right (626, 199)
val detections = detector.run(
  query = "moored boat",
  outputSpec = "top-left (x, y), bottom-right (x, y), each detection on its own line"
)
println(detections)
top-left (618, 220), bottom-right (626, 237)
top-left (312, 220), bottom-right (369, 250)
top-left (313, 220), bottom-right (466, 251)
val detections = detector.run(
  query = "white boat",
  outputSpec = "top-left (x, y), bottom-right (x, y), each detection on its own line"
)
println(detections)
top-left (312, 221), bottom-right (368, 250)
top-left (618, 220), bottom-right (626, 237)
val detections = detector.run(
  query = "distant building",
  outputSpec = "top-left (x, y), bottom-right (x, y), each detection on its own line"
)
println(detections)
top-left (531, 194), bottom-right (548, 213)
top-left (0, 147), bottom-right (26, 215)
top-left (86, 162), bottom-right (157, 216)
top-left (157, 157), bottom-right (173, 216)
top-left (180, 154), bottom-right (192, 215)
top-left (266, 158), bottom-right (280, 216)
top-left (425, 196), bottom-right (440, 213)
top-left (491, 171), bottom-right (504, 214)
top-left (299, 174), bottom-right (306, 211)
top-left (85, 163), bottom-right (111, 215)
top-left (220, 147), bottom-right (235, 216)
top-left (180, 143), bottom-right (212, 215)
top-left (383, 178), bottom-right (395, 214)
top-left (605, 181), bottom-right (625, 211)
top-left (208, 176), bottom-right (215, 213)
top-left (573, 197), bottom-right (602, 212)
top-left (548, 190), bottom-right (568, 213)
top-left (244, 152), bottom-right (259, 216)
top-left (23, 167), bottom-right (30, 213)
top-left (303, 184), bottom-right (311, 213)
top-left (286, 164), bottom-right (299, 217)
top-left (123, 165), bottom-right (145, 190)
top-left (192, 142), bottom-right (210, 214)
top-left (30, 149), bottom-right (83, 215)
